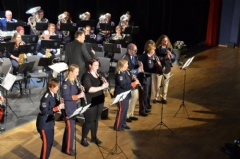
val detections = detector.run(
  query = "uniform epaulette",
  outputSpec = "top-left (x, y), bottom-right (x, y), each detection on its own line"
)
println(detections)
top-left (44, 93), bottom-right (49, 98)
top-left (122, 54), bottom-right (126, 58)
top-left (64, 78), bottom-right (68, 81)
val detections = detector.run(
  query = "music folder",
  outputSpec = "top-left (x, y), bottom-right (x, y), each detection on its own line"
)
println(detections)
top-left (7, 22), bottom-right (26, 31)
top-left (0, 73), bottom-right (16, 91)
top-left (110, 90), bottom-right (131, 106)
top-left (48, 62), bottom-right (68, 73)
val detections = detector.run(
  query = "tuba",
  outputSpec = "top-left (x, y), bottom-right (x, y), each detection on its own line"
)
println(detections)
top-left (26, 6), bottom-right (41, 35)
top-left (58, 13), bottom-right (70, 37)
top-left (18, 41), bottom-right (27, 65)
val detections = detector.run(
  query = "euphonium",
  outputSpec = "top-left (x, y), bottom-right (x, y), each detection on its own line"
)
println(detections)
top-left (18, 41), bottom-right (27, 65)
top-left (112, 34), bottom-right (123, 40)
top-left (58, 13), bottom-right (70, 37)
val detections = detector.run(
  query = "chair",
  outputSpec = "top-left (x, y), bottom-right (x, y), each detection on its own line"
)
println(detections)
top-left (27, 55), bottom-right (48, 88)
top-left (95, 51), bottom-right (105, 58)
top-left (0, 58), bottom-right (12, 77)
top-left (98, 57), bottom-right (111, 75)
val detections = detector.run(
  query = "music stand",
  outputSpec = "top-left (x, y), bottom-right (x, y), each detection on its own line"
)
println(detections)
top-left (105, 90), bottom-right (131, 159)
top-left (76, 20), bottom-right (95, 28)
top-left (15, 61), bottom-right (35, 104)
top-left (36, 22), bottom-right (48, 31)
top-left (174, 56), bottom-right (195, 118)
top-left (103, 43), bottom-right (121, 53)
top-left (59, 23), bottom-right (77, 32)
top-left (18, 44), bottom-right (37, 54)
top-left (124, 26), bottom-right (139, 35)
top-left (90, 43), bottom-right (103, 52)
top-left (48, 62), bottom-right (68, 82)
top-left (100, 23), bottom-right (114, 32)
top-left (153, 74), bottom-right (174, 136)
top-left (85, 35), bottom-right (96, 43)
top-left (0, 42), bottom-right (15, 57)
top-left (21, 35), bottom-right (39, 44)
top-left (6, 22), bottom-right (26, 31)
top-left (0, 73), bottom-right (17, 118)
top-left (68, 104), bottom-right (91, 159)
top-left (41, 40), bottom-right (61, 49)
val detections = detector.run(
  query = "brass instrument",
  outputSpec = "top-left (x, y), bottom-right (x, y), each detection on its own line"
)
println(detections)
top-left (76, 78), bottom-right (87, 105)
top-left (26, 6), bottom-right (41, 35)
top-left (57, 13), bottom-right (70, 37)
top-left (18, 41), bottom-right (27, 65)
top-left (111, 34), bottom-right (123, 40)
top-left (96, 71), bottom-right (114, 98)
top-left (45, 48), bottom-right (52, 58)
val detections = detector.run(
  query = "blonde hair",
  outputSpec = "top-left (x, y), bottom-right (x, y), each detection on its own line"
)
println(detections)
top-left (12, 32), bottom-right (21, 48)
top-left (115, 59), bottom-right (128, 73)
top-left (65, 64), bottom-right (79, 85)
top-left (144, 40), bottom-right (156, 53)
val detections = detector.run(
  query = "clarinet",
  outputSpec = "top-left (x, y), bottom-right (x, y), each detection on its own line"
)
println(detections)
top-left (76, 78), bottom-right (87, 105)
top-left (96, 71), bottom-right (114, 98)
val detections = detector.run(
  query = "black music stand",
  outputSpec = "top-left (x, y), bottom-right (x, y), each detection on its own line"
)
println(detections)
top-left (105, 90), bottom-right (131, 159)
top-left (21, 35), bottom-right (39, 44)
top-left (18, 44), bottom-right (37, 55)
top-left (68, 104), bottom-right (91, 159)
top-left (153, 74), bottom-right (174, 136)
top-left (100, 23), bottom-right (114, 32)
top-left (103, 43), bottom-right (121, 59)
top-left (89, 43), bottom-right (103, 52)
top-left (124, 26), bottom-right (139, 35)
top-left (15, 61), bottom-right (35, 104)
top-left (85, 35), bottom-right (96, 43)
top-left (77, 20), bottom-right (95, 28)
top-left (36, 22), bottom-right (48, 31)
top-left (59, 23), bottom-right (77, 32)
top-left (174, 56), bottom-right (195, 118)
top-left (0, 42), bottom-right (15, 57)
top-left (6, 22), bottom-right (26, 31)
top-left (41, 40), bottom-right (61, 49)
top-left (0, 73), bottom-right (17, 118)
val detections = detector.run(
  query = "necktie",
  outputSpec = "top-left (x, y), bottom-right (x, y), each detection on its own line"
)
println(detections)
top-left (131, 56), bottom-right (135, 64)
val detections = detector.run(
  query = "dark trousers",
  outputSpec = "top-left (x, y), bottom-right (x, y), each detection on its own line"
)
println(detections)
top-left (114, 97), bottom-right (129, 130)
top-left (139, 77), bottom-right (151, 114)
top-left (11, 59), bottom-right (19, 75)
top-left (82, 103), bottom-right (103, 139)
top-left (38, 128), bottom-right (54, 159)
top-left (61, 117), bottom-right (75, 154)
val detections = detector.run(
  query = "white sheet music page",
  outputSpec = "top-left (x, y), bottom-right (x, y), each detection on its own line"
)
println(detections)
top-left (69, 104), bottom-right (91, 119)
top-left (1, 73), bottom-right (16, 91)
top-left (49, 62), bottom-right (68, 73)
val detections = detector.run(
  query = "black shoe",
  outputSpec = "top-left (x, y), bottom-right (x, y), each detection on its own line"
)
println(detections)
top-left (91, 138), bottom-right (102, 145)
top-left (130, 116), bottom-right (138, 120)
top-left (139, 113), bottom-right (148, 117)
top-left (81, 138), bottom-right (89, 147)
top-left (126, 118), bottom-right (132, 122)
top-left (63, 150), bottom-right (76, 156)
top-left (153, 99), bottom-right (157, 103)
top-left (161, 99), bottom-right (167, 104)
top-left (146, 109), bottom-right (151, 113)
top-left (122, 125), bottom-right (131, 130)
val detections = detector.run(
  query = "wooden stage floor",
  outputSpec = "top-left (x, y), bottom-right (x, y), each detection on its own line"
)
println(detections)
top-left (0, 46), bottom-right (239, 159)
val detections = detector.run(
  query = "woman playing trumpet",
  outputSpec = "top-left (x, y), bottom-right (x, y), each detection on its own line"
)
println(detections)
top-left (80, 58), bottom-right (109, 146)
top-left (61, 64), bottom-right (85, 156)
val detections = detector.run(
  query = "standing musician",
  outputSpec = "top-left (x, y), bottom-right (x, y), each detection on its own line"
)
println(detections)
top-left (114, 59), bottom-right (139, 131)
top-left (138, 40), bottom-right (161, 116)
top-left (64, 30), bottom-right (91, 80)
top-left (0, 92), bottom-right (5, 132)
top-left (0, 10), bottom-right (17, 32)
top-left (61, 64), bottom-right (85, 156)
top-left (154, 35), bottom-right (174, 104)
top-left (36, 78), bottom-right (65, 159)
top-left (122, 43), bottom-right (143, 122)
top-left (80, 58), bottom-right (109, 146)
top-left (8, 32), bottom-right (26, 75)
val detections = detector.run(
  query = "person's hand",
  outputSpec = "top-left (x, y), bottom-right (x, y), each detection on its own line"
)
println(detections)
top-left (59, 103), bottom-right (65, 109)
top-left (135, 79), bottom-right (140, 85)
top-left (78, 92), bottom-right (85, 98)
top-left (0, 96), bottom-right (5, 102)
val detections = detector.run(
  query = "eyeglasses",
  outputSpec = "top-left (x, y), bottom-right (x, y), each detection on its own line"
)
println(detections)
top-left (131, 49), bottom-right (137, 52)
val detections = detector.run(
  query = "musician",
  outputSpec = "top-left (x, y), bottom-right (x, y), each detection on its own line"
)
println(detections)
top-left (47, 23), bottom-right (56, 36)
top-left (36, 30), bottom-right (58, 57)
top-left (154, 35), bottom-right (173, 104)
top-left (29, 9), bottom-right (48, 35)
top-left (122, 43), bottom-right (143, 122)
top-left (139, 40), bottom-right (160, 116)
top-left (8, 32), bottom-right (26, 74)
top-left (61, 64), bottom-right (85, 156)
top-left (64, 30), bottom-right (92, 80)
top-left (81, 58), bottom-right (109, 146)
top-left (16, 26), bottom-right (25, 35)
top-left (0, 92), bottom-right (5, 132)
top-left (110, 26), bottom-right (124, 41)
top-left (114, 59), bottom-right (139, 131)
top-left (0, 10), bottom-right (17, 32)
top-left (83, 25), bottom-right (96, 43)
top-left (36, 78), bottom-right (64, 159)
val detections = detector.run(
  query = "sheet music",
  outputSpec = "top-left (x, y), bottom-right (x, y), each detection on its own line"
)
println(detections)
top-left (69, 104), bottom-right (91, 119)
top-left (182, 56), bottom-right (195, 69)
top-left (110, 90), bottom-right (131, 106)
top-left (0, 73), bottom-right (16, 91)
top-left (48, 62), bottom-right (68, 73)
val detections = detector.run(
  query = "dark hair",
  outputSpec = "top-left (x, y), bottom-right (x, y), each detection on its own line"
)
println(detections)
top-left (47, 78), bottom-right (59, 89)
top-left (74, 30), bottom-right (85, 39)
top-left (87, 58), bottom-right (100, 71)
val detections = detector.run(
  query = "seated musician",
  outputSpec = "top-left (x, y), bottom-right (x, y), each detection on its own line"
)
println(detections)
top-left (8, 32), bottom-right (26, 75)
top-left (83, 25), bottom-right (96, 43)
top-left (110, 26), bottom-right (124, 41)
top-left (16, 26), bottom-right (25, 36)
top-left (48, 23), bottom-right (57, 36)
top-left (0, 10), bottom-right (17, 32)
top-left (36, 30), bottom-right (58, 57)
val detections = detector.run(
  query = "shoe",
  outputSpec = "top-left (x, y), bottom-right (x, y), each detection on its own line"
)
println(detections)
top-left (153, 99), bottom-right (157, 103)
top-left (81, 138), bottom-right (89, 147)
top-left (129, 116), bottom-right (138, 120)
top-left (63, 150), bottom-right (76, 156)
top-left (91, 138), bottom-right (102, 145)
top-left (114, 127), bottom-right (124, 131)
top-left (161, 99), bottom-right (167, 104)
top-left (139, 113), bottom-right (148, 117)
top-left (146, 109), bottom-right (151, 113)
top-left (126, 118), bottom-right (132, 122)
top-left (122, 125), bottom-right (131, 130)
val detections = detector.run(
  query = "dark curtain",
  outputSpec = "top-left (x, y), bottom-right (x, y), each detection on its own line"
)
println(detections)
top-left (206, 0), bottom-right (221, 46)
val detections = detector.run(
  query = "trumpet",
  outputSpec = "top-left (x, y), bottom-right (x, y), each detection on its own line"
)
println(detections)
top-left (76, 78), bottom-right (87, 105)
top-left (96, 71), bottom-right (114, 98)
